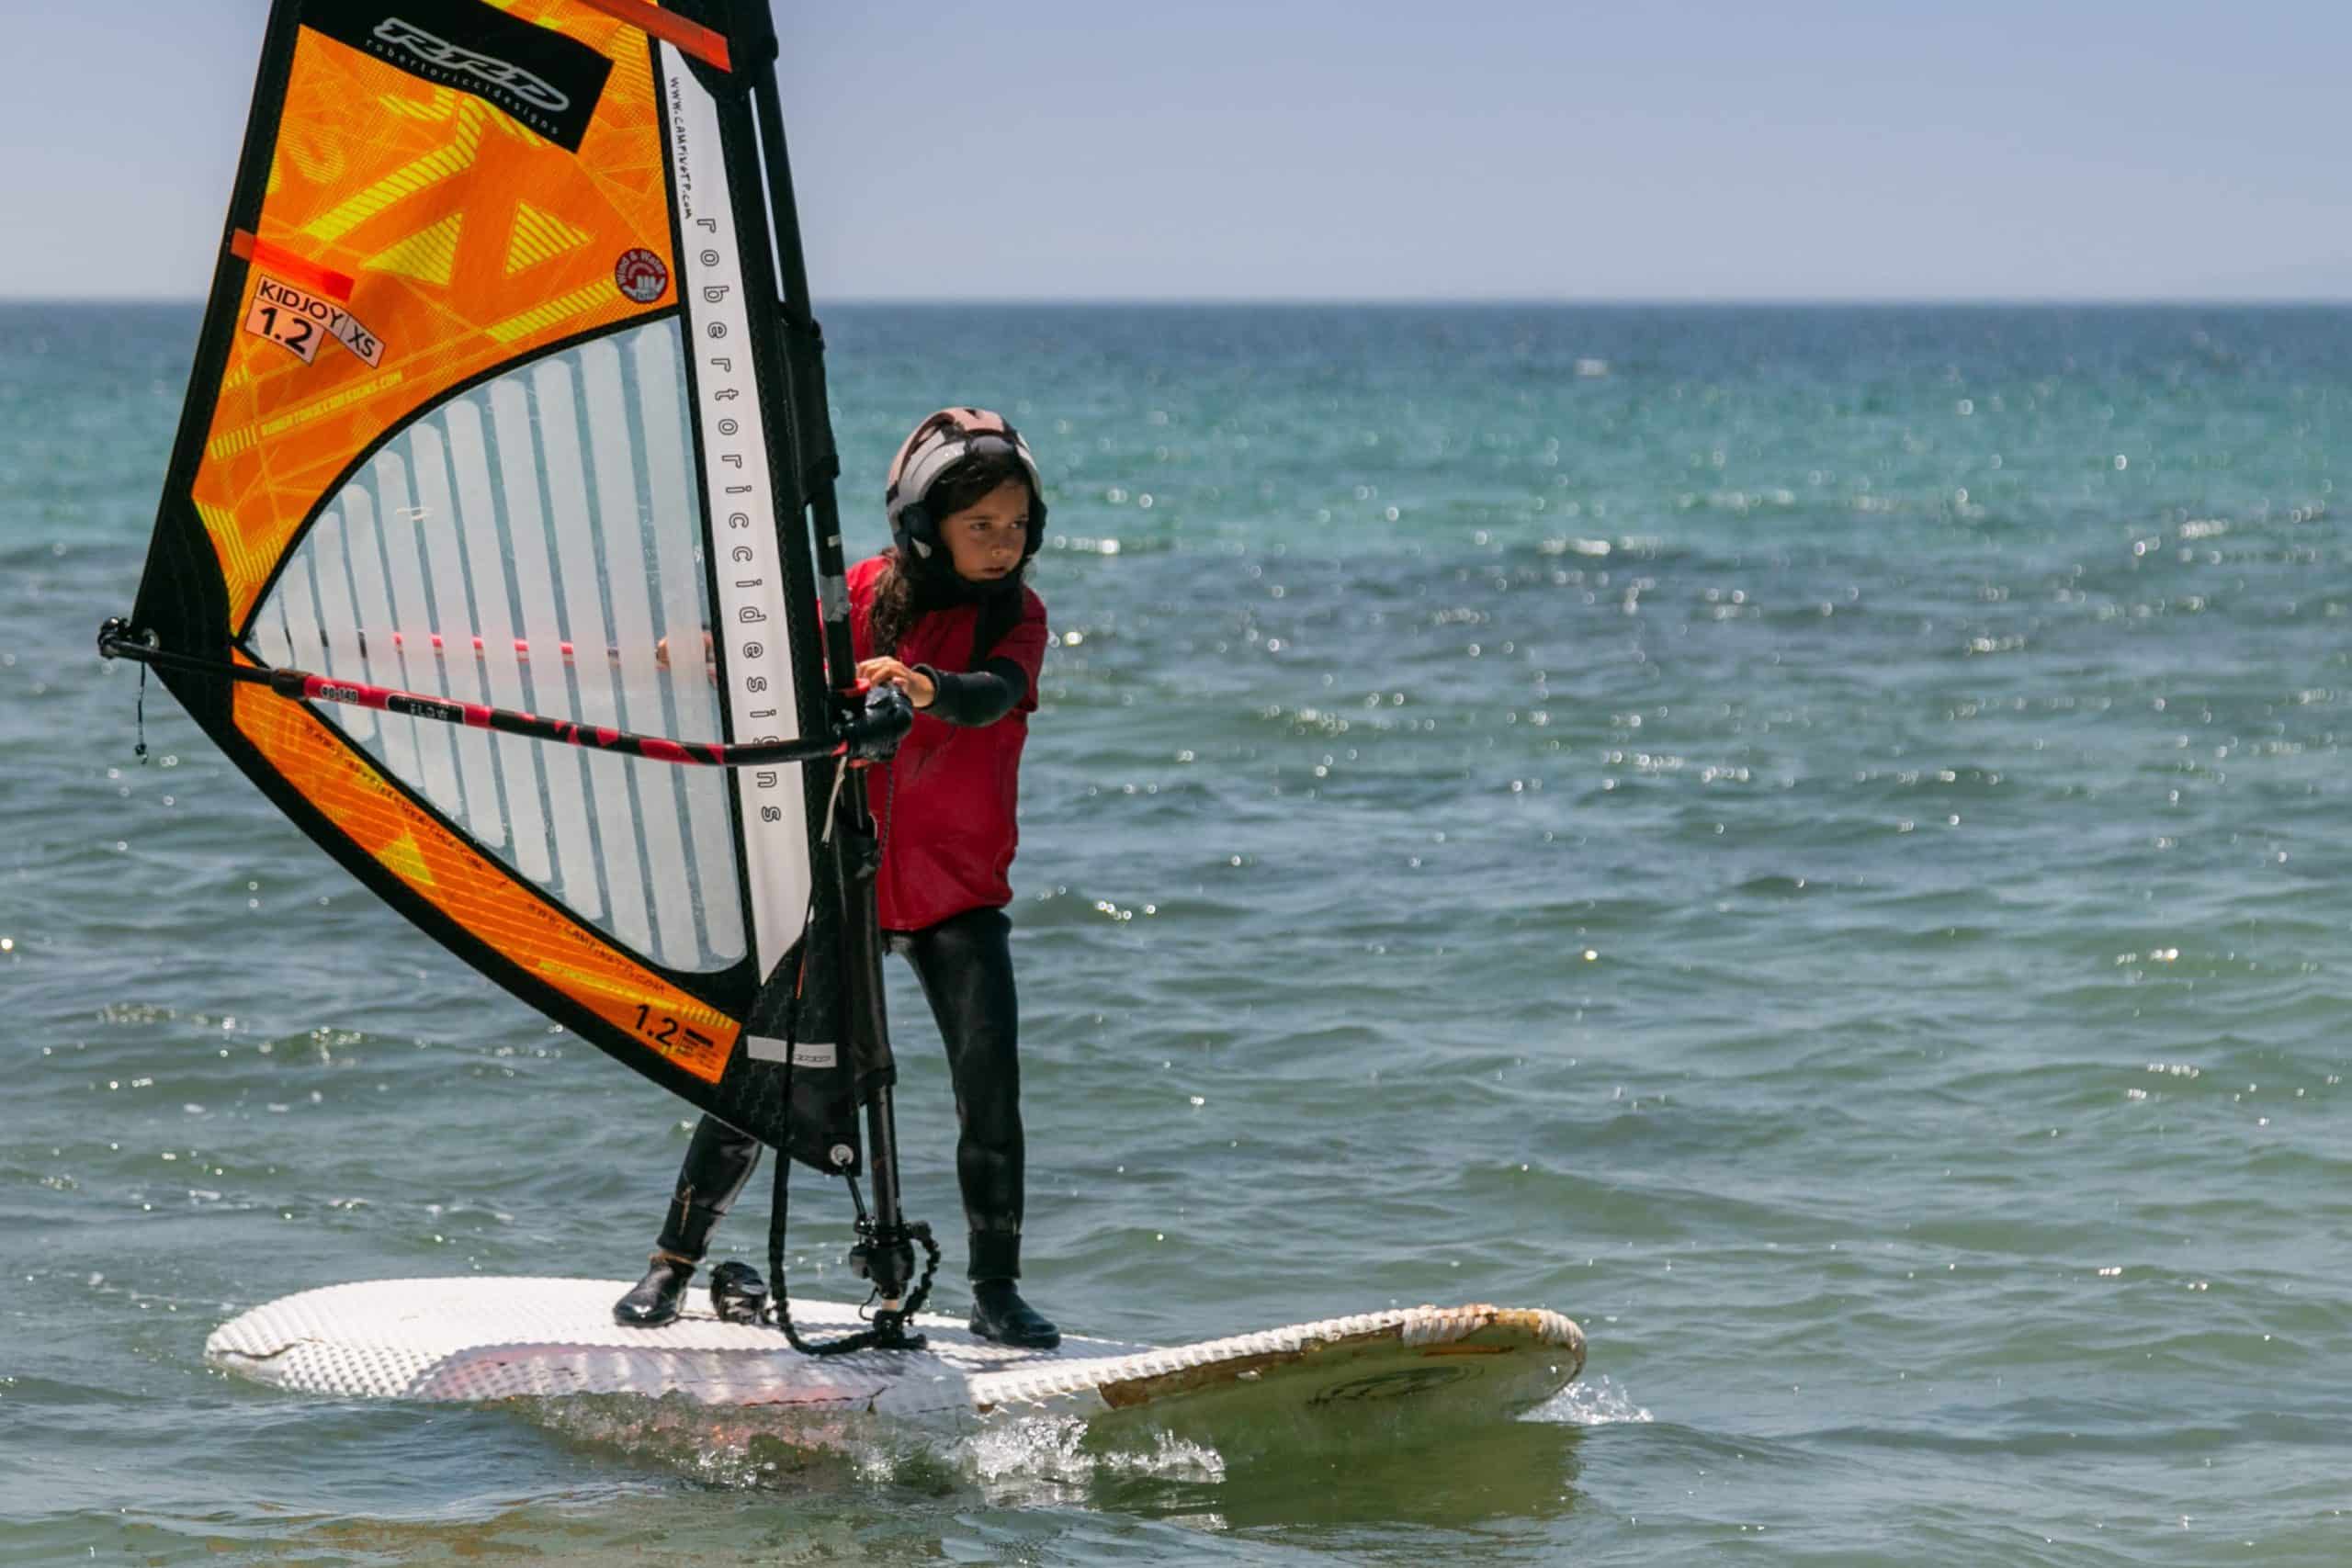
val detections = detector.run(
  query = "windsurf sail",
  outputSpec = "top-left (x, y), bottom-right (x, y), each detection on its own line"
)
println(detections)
top-left (101, 0), bottom-right (932, 1336)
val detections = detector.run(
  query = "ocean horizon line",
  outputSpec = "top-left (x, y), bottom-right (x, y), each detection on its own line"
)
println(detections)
top-left (6, 293), bottom-right (2351, 310)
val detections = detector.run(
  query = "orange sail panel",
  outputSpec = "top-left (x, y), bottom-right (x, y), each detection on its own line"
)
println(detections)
top-left (198, 7), bottom-right (673, 633)
top-left (236, 681), bottom-right (738, 1083)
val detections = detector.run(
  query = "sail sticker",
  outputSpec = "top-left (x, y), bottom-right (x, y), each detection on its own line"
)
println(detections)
top-left (300, 0), bottom-right (613, 152)
top-left (614, 247), bottom-right (670, 303)
top-left (231, 231), bottom-right (355, 301)
top-left (747, 1035), bottom-right (837, 1069)
top-left (243, 276), bottom-right (388, 367)
top-left (572, 0), bottom-right (734, 72)
top-left (630, 1001), bottom-right (729, 1078)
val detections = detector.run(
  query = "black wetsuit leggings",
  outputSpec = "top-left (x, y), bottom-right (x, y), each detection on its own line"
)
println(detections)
top-left (661, 904), bottom-right (1026, 1280)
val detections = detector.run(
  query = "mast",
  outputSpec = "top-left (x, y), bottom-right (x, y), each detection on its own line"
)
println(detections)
top-left (730, 0), bottom-right (929, 1342)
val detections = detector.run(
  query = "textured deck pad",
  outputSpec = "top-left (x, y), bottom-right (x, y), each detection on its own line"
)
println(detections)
top-left (206, 1278), bottom-right (1584, 1420)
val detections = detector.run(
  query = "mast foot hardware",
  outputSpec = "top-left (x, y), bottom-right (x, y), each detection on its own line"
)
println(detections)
top-left (768, 1168), bottom-right (938, 1357)
top-left (849, 1216), bottom-right (938, 1351)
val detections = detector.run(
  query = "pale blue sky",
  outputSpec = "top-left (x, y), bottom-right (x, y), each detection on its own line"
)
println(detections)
top-left (3, 1), bottom-right (2347, 299)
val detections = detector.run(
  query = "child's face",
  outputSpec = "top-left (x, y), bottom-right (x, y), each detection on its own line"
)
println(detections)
top-left (938, 479), bottom-right (1032, 582)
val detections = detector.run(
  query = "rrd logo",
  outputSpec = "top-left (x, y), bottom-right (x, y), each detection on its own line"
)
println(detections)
top-left (372, 17), bottom-right (571, 114)
top-left (305, 0), bottom-right (612, 152)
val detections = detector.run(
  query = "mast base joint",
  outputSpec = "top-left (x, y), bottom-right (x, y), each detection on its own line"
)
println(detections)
top-left (846, 1215), bottom-right (939, 1349)
top-left (861, 1309), bottom-right (928, 1352)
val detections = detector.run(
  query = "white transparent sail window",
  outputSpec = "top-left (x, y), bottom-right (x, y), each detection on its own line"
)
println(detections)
top-left (255, 319), bottom-right (747, 972)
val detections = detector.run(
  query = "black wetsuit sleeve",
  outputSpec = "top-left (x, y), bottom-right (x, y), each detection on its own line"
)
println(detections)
top-left (915, 657), bottom-right (1027, 727)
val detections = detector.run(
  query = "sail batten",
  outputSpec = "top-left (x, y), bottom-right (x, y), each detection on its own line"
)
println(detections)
top-left (488, 376), bottom-right (601, 914)
top-left (339, 488), bottom-right (422, 778)
top-left (445, 398), bottom-right (552, 880)
top-left (254, 592), bottom-right (296, 672)
top-left (277, 547), bottom-right (332, 701)
top-left (637, 329), bottom-right (745, 962)
top-left (307, 513), bottom-right (376, 741)
top-left (579, 337), bottom-right (697, 967)
top-left (410, 423), bottom-right (509, 846)
top-left (369, 452), bottom-right (461, 807)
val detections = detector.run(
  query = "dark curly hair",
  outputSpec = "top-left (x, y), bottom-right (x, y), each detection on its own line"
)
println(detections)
top-left (866, 450), bottom-right (1035, 661)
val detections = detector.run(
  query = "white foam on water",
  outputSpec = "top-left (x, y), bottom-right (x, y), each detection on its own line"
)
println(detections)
top-left (959, 1412), bottom-right (1227, 1489)
top-left (1529, 1373), bottom-right (1652, 1427)
top-left (519, 1393), bottom-right (1230, 1506)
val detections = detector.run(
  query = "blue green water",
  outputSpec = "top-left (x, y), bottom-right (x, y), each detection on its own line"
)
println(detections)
top-left (5, 302), bottom-right (2349, 1564)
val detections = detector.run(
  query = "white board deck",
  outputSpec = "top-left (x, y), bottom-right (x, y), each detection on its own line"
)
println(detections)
top-left (206, 1277), bottom-right (1584, 1422)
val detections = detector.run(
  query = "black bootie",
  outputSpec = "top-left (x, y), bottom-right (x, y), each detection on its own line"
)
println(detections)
top-left (612, 1116), bottom-right (762, 1327)
top-left (613, 1251), bottom-right (696, 1326)
top-left (968, 1277), bottom-right (1060, 1350)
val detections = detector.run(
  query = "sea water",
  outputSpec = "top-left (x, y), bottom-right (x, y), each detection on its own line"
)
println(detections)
top-left (3, 302), bottom-right (2347, 1563)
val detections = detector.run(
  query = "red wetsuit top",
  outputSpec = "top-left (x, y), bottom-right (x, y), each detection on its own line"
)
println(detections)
top-left (847, 555), bottom-right (1048, 931)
